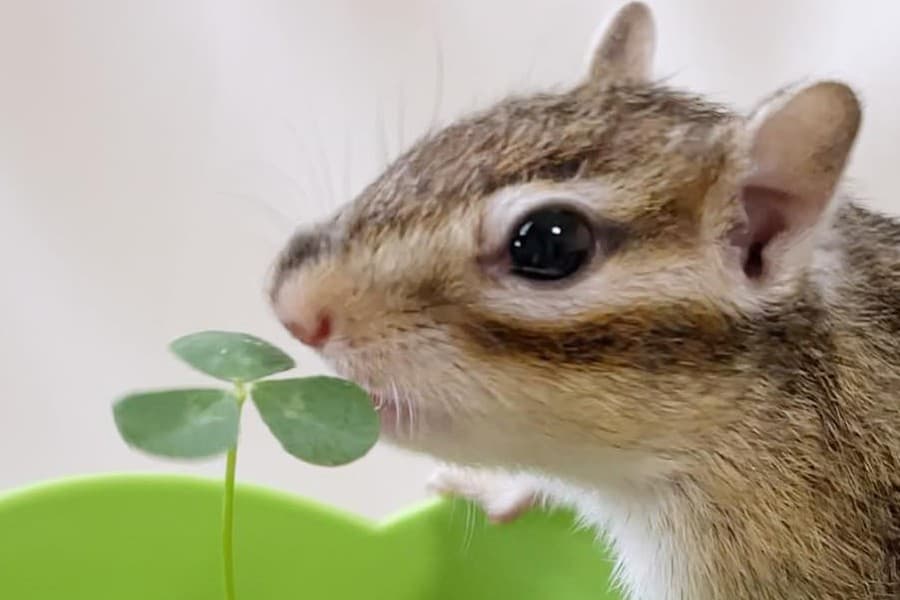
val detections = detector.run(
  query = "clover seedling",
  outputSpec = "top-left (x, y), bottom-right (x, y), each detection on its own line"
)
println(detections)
top-left (112, 331), bottom-right (379, 600)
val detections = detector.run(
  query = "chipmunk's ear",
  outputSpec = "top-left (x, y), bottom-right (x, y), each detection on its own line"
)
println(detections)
top-left (585, 2), bottom-right (655, 85)
top-left (731, 81), bottom-right (861, 281)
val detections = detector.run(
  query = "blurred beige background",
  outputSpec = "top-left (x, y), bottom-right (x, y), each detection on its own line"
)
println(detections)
top-left (1, 0), bottom-right (898, 519)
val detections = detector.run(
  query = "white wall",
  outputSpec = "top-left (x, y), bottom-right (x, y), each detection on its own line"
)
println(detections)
top-left (1, 0), bottom-right (898, 519)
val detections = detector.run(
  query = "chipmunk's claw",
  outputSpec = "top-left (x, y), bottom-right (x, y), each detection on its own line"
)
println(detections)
top-left (427, 466), bottom-right (537, 524)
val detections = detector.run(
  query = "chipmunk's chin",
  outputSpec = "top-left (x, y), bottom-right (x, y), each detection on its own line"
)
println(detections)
top-left (325, 353), bottom-right (465, 450)
top-left (329, 361), bottom-right (541, 470)
top-left (364, 391), bottom-right (454, 443)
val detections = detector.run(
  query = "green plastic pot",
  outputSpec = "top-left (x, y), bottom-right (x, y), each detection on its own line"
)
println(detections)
top-left (0, 474), bottom-right (620, 599)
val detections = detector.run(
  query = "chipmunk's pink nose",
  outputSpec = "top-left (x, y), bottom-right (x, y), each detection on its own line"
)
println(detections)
top-left (281, 313), bottom-right (332, 348)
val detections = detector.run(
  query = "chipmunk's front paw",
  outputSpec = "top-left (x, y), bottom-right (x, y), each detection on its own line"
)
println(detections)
top-left (427, 466), bottom-right (537, 523)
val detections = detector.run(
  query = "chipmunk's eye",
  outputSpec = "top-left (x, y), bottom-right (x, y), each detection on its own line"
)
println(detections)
top-left (509, 208), bottom-right (594, 280)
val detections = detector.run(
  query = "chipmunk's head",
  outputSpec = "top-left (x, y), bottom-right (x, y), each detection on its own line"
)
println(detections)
top-left (270, 3), bottom-right (861, 480)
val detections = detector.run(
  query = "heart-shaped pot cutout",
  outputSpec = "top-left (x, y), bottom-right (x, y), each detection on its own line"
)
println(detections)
top-left (0, 474), bottom-right (620, 599)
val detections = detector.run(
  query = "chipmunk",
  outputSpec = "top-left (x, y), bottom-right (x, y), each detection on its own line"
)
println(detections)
top-left (270, 3), bottom-right (900, 598)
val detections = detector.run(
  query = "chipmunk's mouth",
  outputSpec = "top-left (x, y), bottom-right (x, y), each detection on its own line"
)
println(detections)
top-left (325, 355), bottom-right (454, 438)
top-left (368, 390), bottom-right (452, 438)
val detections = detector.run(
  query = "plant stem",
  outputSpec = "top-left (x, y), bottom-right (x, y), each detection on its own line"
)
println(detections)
top-left (223, 383), bottom-right (247, 600)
